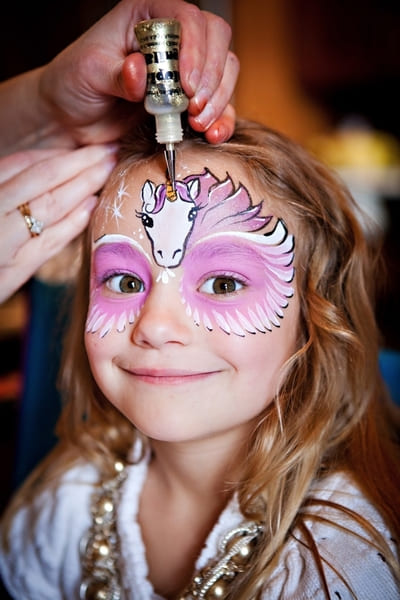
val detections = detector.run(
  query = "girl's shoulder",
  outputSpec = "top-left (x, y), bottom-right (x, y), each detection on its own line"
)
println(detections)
top-left (262, 471), bottom-right (400, 600)
top-left (0, 458), bottom-right (100, 600)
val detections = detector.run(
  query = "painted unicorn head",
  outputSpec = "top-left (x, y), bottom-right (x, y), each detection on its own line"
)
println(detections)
top-left (137, 178), bottom-right (200, 267)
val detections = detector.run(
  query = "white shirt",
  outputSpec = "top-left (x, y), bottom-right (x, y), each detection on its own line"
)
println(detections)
top-left (1, 447), bottom-right (399, 599)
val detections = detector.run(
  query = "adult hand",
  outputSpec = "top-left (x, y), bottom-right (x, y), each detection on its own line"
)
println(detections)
top-left (39, 0), bottom-right (239, 146)
top-left (0, 145), bottom-right (117, 303)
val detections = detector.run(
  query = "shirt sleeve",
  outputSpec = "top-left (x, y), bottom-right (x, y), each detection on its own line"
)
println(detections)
top-left (261, 473), bottom-right (400, 600)
top-left (0, 463), bottom-right (97, 600)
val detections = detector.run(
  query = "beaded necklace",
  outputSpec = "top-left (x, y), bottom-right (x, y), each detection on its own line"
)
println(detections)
top-left (79, 460), bottom-right (264, 600)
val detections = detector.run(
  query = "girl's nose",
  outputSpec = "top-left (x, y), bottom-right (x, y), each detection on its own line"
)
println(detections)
top-left (131, 281), bottom-right (193, 349)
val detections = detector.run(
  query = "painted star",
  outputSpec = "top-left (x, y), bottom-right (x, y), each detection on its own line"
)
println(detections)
top-left (106, 183), bottom-right (130, 225)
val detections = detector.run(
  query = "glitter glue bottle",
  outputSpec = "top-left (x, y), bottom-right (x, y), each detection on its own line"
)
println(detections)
top-left (135, 18), bottom-right (189, 189)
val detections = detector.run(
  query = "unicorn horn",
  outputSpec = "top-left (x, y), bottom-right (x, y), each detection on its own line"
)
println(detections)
top-left (166, 178), bottom-right (177, 201)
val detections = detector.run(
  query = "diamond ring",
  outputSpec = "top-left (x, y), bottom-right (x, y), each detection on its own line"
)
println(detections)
top-left (18, 203), bottom-right (44, 237)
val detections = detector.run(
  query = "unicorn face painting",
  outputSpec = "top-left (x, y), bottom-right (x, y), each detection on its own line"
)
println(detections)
top-left (85, 153), bottom-right (299, 443)
top-left (87, 163), bottom-right (295, 339)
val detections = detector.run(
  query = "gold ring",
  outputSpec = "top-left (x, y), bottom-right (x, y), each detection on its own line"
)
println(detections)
top-left (18, 203), bottom-right (44, 237)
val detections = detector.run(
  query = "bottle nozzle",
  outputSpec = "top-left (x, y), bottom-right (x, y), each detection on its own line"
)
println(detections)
top-left (155, 113), bottom-right (183, 146)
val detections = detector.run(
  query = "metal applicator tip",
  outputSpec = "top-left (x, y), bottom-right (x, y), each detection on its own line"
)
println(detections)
top-left (164, 143), bottom-right (176, 191)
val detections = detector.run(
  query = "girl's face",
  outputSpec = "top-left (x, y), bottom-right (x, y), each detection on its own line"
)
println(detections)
top-left (85, 151), bottom-right (299, 445)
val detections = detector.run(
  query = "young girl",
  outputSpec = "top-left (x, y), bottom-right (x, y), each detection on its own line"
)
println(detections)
top-left (1, 119), bottom-right (399, 599)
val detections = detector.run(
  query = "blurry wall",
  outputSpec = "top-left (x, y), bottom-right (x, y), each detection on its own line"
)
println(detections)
top-left (233, 0), bottom-right (330, 143)
top-left (0, 0), bottom-right (118, 79)
top-left (232, 0), bottom-right (400, 144)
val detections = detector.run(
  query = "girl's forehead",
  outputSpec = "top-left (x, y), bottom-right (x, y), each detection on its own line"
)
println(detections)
top-left (92, 152), bottom-right (269, 239)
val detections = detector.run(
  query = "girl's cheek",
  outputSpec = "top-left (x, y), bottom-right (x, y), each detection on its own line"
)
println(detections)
top-left (85, 283), bottom-right (148, 339)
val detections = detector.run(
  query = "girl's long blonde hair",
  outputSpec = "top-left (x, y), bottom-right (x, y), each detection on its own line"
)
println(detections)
top-left (4, 119), bottom-right (400, 597)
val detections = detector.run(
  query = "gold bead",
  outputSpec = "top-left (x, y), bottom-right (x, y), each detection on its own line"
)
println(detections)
top-left (98, 498), bottom-right (114, 515)
top-left (98, 543), bottom-right (110, 557)
top-left (91, 537), bottom-right (111, 560)
top-left (94, 515), bottom-right (105, 525)
top-left (83, 580), bottom-right (110, 600)
top-left (231, 542), bottom-right (252, 567)
top-left (95, 543), bottom-right (110, 559)
top-left (205, 580), bottom-right (229, 599)
top-left (114, 460), bottom-right (125, 473)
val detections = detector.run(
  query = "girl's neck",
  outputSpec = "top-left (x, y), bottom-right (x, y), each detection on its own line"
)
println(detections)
top-left (149, 429), bottom-right (249, 501)
top-left (139, 432), bottom-right (249, 598)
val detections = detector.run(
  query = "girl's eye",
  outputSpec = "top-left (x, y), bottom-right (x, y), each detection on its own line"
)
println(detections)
top-left (199, 276), bottom-right (244, 295)
top-left (105, 273), bottom-right (145, 294)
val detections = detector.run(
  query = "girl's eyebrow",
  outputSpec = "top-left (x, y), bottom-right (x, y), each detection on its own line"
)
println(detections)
top-left (189, 235), bottom-right (273, 261)
top-left (94, 242), bottom-right (139, 262)
top-left (93, 234), bottom-right (152, 262)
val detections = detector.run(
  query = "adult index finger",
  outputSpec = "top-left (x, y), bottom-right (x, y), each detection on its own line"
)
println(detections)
top-left (1, 144), bottom-right (118, 214)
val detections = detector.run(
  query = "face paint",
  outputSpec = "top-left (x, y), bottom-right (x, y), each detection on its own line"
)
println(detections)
top-left (186, 169), bottom-right (271, 245)
top-left (180, 220), bottom-right (294, 336)
top-left (135, 168), bottom-right (272, 272)
top-left (86, 236), bottom-right (152, 337)
top-left (137, 178), bottom-right (200, 268)
top-left (102, 182), bottom-right (131, 227)
top-left (88, 166), bottom-right (295, 339)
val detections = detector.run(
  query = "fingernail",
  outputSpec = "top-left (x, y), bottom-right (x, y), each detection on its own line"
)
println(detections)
top-left (95, 155), bottom-right (117, 184)
top-left (105, 142), bottom-right (120, 155)
top-left (213, 123), bottom-right (229, 144)
top-left (83, 195), bottom-right (98, 214)
top-left (193, 102), bottom-right (216, 131)
top-left (187, 68), bottom-right (201, 95)
top-left (191, 84), bottom-right (212, 115)
top-left (104, 154), bottom-right (118, 173)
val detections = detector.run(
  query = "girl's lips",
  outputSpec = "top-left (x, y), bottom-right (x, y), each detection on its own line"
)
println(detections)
top-left (121, 367), bottom-right (219, 385)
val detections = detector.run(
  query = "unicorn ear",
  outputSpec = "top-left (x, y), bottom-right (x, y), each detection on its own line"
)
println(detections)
top-left (141, 180), bottom-right (156, 210)
top-left (187, 178), bottom-right (200, 200)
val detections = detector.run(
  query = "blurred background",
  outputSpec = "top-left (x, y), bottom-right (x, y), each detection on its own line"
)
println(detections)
top-left (1, 0), bottom-right (399, 514)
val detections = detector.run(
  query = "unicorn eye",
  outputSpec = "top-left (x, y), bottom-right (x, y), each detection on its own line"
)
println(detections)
top-left (105, 273), bottom-right (145, 294)
top-left (141, 214), bottom-right (154, 228)
top-left (199, 276), bottom-right (245, 295)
